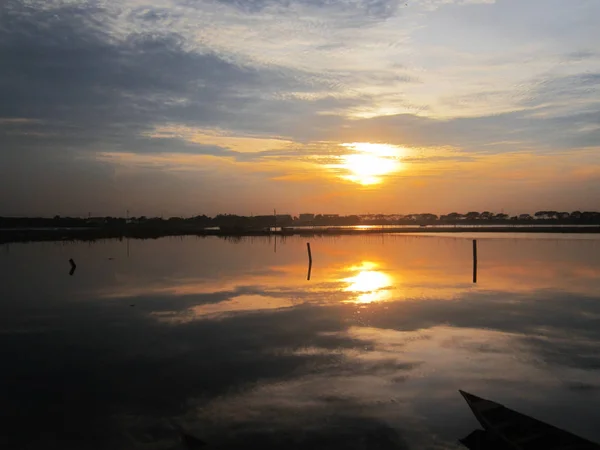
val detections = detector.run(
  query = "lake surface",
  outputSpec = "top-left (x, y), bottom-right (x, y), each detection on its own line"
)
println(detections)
top-left (2, 234), bottom-right (600, 449)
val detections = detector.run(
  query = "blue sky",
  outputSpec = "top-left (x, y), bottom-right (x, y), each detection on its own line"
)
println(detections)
top-left (1, 0), bottom-right (599, 216)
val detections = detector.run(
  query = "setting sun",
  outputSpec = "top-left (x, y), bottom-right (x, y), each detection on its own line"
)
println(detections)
top-left (335, 142), bottom-right (404, 185)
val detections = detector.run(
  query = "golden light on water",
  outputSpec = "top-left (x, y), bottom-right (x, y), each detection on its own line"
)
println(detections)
top-left (343, 261), bottom-right (393, 304)
top-left (336, 142), bottom-right (404, 185)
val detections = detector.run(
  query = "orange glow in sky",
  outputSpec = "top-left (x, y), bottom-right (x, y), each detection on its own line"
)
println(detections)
top-left (2, 0), bottom-right (599, 217)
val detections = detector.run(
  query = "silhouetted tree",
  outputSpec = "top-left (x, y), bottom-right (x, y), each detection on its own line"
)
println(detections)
top-left (420, 213), bottom-right (438, 222)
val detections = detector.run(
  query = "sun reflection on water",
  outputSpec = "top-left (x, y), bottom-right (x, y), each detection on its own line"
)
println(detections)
top-left (343, 261), bottom-right (394, 304)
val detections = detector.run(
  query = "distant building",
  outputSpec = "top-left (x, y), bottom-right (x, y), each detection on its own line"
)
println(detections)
top-left (299, 213), bottom-right (315, 222)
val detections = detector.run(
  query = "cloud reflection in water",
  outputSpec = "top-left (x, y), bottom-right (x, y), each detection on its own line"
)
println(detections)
top-left (3, 235), bottom-right (600, 448)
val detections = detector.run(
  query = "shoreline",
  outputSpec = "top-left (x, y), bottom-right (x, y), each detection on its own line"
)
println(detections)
top-left (2, 225), bottom-right (600, 244)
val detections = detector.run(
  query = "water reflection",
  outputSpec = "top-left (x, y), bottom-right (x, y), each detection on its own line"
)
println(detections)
top-left (1, 235), bottom-right (600, 449)
top-left (342, 261), bottom-right (393, 304)
top-left (88, 235), bottom-right (600, 309)
top-left (153, 294), bottom-right (296, 323)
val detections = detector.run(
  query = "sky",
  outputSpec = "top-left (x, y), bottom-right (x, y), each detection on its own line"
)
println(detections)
top-left (1, 0), bottom-right (599, 217)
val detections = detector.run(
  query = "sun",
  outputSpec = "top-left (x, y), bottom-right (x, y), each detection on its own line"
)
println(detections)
top-left (335, 142), bottom-right (405, 185)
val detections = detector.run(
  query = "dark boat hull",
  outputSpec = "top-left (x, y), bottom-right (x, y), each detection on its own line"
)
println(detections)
top-left (459, 391), bottom-right (600, 450)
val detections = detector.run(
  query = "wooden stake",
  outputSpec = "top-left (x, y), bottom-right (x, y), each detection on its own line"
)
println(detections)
top-left (69, 258), bottom-right (77, 276)
top-left (472, 240), bottom-right (477, 283)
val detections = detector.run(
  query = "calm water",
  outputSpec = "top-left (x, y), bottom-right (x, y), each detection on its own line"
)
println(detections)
top-left (2, 234), bottom-right (600, 449)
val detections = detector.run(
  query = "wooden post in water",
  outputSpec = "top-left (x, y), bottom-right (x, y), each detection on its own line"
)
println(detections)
top-left (306, 242), bottom-right (313, 281)
top-left (472, 240), bottom-right (477, 284)
top-left (69, 258), bottom-right (77, 276)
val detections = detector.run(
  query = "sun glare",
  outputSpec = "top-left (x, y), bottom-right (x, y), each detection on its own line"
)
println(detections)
top-left (336, 142), bottom-right (404, 185)
top-left (343, 262), bottom-right (393, 304)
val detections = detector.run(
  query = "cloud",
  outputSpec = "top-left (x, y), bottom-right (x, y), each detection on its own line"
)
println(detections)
top-left (0, 0), bottom-right (342, 145)
top-left (1, 0), bottom-right (600, 215)
top-left (522, 73), bottom-right (600, 110)
top-left (204, 0), bottom-right (402, 19)
top-left (317, 108), bottom-right (600, 155)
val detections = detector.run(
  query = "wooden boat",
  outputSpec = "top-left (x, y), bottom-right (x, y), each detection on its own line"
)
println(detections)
top-left (459, 390), bottom-right (600, 450)
top-left (181, 431), bottom-right (206, 448)
top-left (460, 429), bottom-right (512, 450)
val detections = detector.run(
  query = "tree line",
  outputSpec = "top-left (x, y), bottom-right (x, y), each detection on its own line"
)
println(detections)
top-left (1, 210), bottom-right (600, 229)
